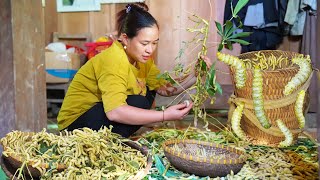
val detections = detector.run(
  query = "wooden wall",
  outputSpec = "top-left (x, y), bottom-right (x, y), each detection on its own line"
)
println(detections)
top-left (44, 1), bottom-right (126, 46)
top-left (0, 1), bottom-right (15, 140)
top-left (43, 0), bottom-right (301, 109)
top-left (317, 0), bottom-right (320, 165)
top-left (0, 1), bottom-right (46, 140)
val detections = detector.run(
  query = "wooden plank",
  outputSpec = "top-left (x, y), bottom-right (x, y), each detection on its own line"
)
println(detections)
top-left (11, 1), bottom-right (46, 131)
top-left (316, 2), bottom-right (320, 165)
top-left (149, 0), bottom-right (181, 70)
top-left (0, 1), bottom-right (16, 141)
top-left (52, 32), bottom-right (91, 50)
top-left (44, 0), bottom-right (58, 45)
top-left (89, 4), bottom-right (125, 40)
top-left (0, 0), bottom-right (46, 139)
top-left (58, 11), bottom-right (90, 34)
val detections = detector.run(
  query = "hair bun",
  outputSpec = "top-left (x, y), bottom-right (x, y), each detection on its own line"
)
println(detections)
top-left (128, 3), bottom-right (149, 12)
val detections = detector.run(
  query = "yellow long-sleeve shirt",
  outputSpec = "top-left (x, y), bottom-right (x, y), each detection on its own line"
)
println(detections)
top-left (57, 41), bottom-right (165, 130)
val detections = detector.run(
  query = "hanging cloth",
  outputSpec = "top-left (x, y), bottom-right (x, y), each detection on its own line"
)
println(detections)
top-left (284, 0), bottom-right (317, 35)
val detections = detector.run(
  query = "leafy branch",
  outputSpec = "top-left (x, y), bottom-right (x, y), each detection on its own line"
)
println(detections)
top-left (157, 0), bottom-right (250, 128)
top-left (215, 0), bottom-right (251, 51)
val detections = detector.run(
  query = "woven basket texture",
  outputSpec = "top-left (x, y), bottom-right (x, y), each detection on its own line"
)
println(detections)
top-left (163, 139), bottom-right (246, 178)
top-left (229, 50), bottom-right (310, 145)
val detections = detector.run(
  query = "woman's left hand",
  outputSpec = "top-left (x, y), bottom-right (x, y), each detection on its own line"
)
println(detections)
top-left (200, 55), bottom-right (213, 68)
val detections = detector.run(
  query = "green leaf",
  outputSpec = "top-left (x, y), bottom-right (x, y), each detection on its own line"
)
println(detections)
top-left (205, 64), bottom-right (217, 97)
top-left (224, 20), bottom-right (234, 38)
top-left (215, 82), bottom-right (222, 95)
top-left (226, 28), bottom-right (237, 40)
top-left (233, 0), bottom-right (249, 17)
top-left (154, 155), bottom-right (180, 177)
top-left (229, 32), bottom-right (251, 39)
top-left (106, 165), bottom-right (116, 172)
top-left (218, 43), bottom-right (223, 52)
top-left (236, 16), bottom-right (244, 28)
top-left (156, 72), bottom-right (175, 85)
top-left (226, 41), bottom-right (233, 50)
top-left (201, 60), bottom-right (207, 70)
top-left (48, 161), bottom-right (57, 170)
top-left (154, 155), bottom-right (165, 175)
top-left (206, 88), bottom-right (216, 97)
top-left (117, 173), bottom-right (131, 180)
top-left (39, 142), bottom-right (50, 154)
top-left (229, 39), bottom-right (250, 45)
top-left (230, 1), bottom-right (235, 16)
top-left (0, 166), bottom-right (8, 179)
top-left (128, 160), bottom-right (140, 170)
top-left (215, 21), bottom-right (223, 36)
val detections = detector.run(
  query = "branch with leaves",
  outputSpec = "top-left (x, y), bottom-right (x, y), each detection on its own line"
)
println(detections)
top-left (216, 0), bottom-right (251, 51)
top-left (157, 0), bottom-right (250, 128)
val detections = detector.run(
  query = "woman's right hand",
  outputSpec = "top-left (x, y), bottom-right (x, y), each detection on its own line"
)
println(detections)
top-left (164, 102), bottom-right (193, 121)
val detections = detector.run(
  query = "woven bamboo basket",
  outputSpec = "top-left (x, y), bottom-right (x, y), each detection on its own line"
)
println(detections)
top-left (163, 139), bottom-right (246, 178)
top-left (228, 50), bottom-right (312, 146)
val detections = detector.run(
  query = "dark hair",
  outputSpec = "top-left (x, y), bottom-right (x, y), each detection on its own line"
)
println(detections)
top-left (116, 3), bottom-right (159, 38)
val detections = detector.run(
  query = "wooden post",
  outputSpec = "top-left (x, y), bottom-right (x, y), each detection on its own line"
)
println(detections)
top-left (0, 1), bottom-right (46, 142)
top-left (317, 1), bottom-right (320, 178)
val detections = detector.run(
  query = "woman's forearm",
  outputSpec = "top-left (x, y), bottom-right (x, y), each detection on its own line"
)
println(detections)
top-left (106, 105), bottom-right (163, 125)
top-left (106, 103), bottom-right (192, 125)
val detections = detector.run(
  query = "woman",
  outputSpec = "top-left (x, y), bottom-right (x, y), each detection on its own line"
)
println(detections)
top-left (57, 3), bottom-right (212, 137)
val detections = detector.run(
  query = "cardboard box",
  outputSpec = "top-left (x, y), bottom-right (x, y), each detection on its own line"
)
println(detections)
top-left (45, 52), bottom-right (80, 83)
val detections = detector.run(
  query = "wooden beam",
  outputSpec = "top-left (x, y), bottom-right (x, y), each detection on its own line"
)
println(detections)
top-left (0, 1), bottom-right (15, 142)
top-left (44, 0), bottom-right (58, 45)
top-left (317, 1), bottom-right (320, 177)
top-left (0, 0), bottom-right (47, 140)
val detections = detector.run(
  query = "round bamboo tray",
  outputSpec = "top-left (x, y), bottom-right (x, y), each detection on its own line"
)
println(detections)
top-left (163, 139), bottom-right (246, 178)
top-left (228, 50), bottom-right (311, 146)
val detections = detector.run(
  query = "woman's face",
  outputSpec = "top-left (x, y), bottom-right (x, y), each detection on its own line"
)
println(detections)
top-left (124, 25), bottom-right (159, 64)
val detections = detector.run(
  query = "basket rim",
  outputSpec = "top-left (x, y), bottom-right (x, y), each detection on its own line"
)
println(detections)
top-left (2, 151), bottom-right (67, 170)
top-left (238, 50), bottom-right (301, 57)
top-left (231, 65), bottom-right (299, 72)
top-left (163, 139), bottom-right (247, 164)
top-left (236, 50), bottom-right (303, 71)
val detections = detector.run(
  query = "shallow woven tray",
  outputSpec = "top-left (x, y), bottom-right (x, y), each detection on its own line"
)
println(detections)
top-left (1, 134), bottom-right (151, 179)
top-left (1, 155), bottom-right (39, 180)
top-left (1, 132), bottom-right (67, 178)
top-left (163, 139), bottom-right (246, 178)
